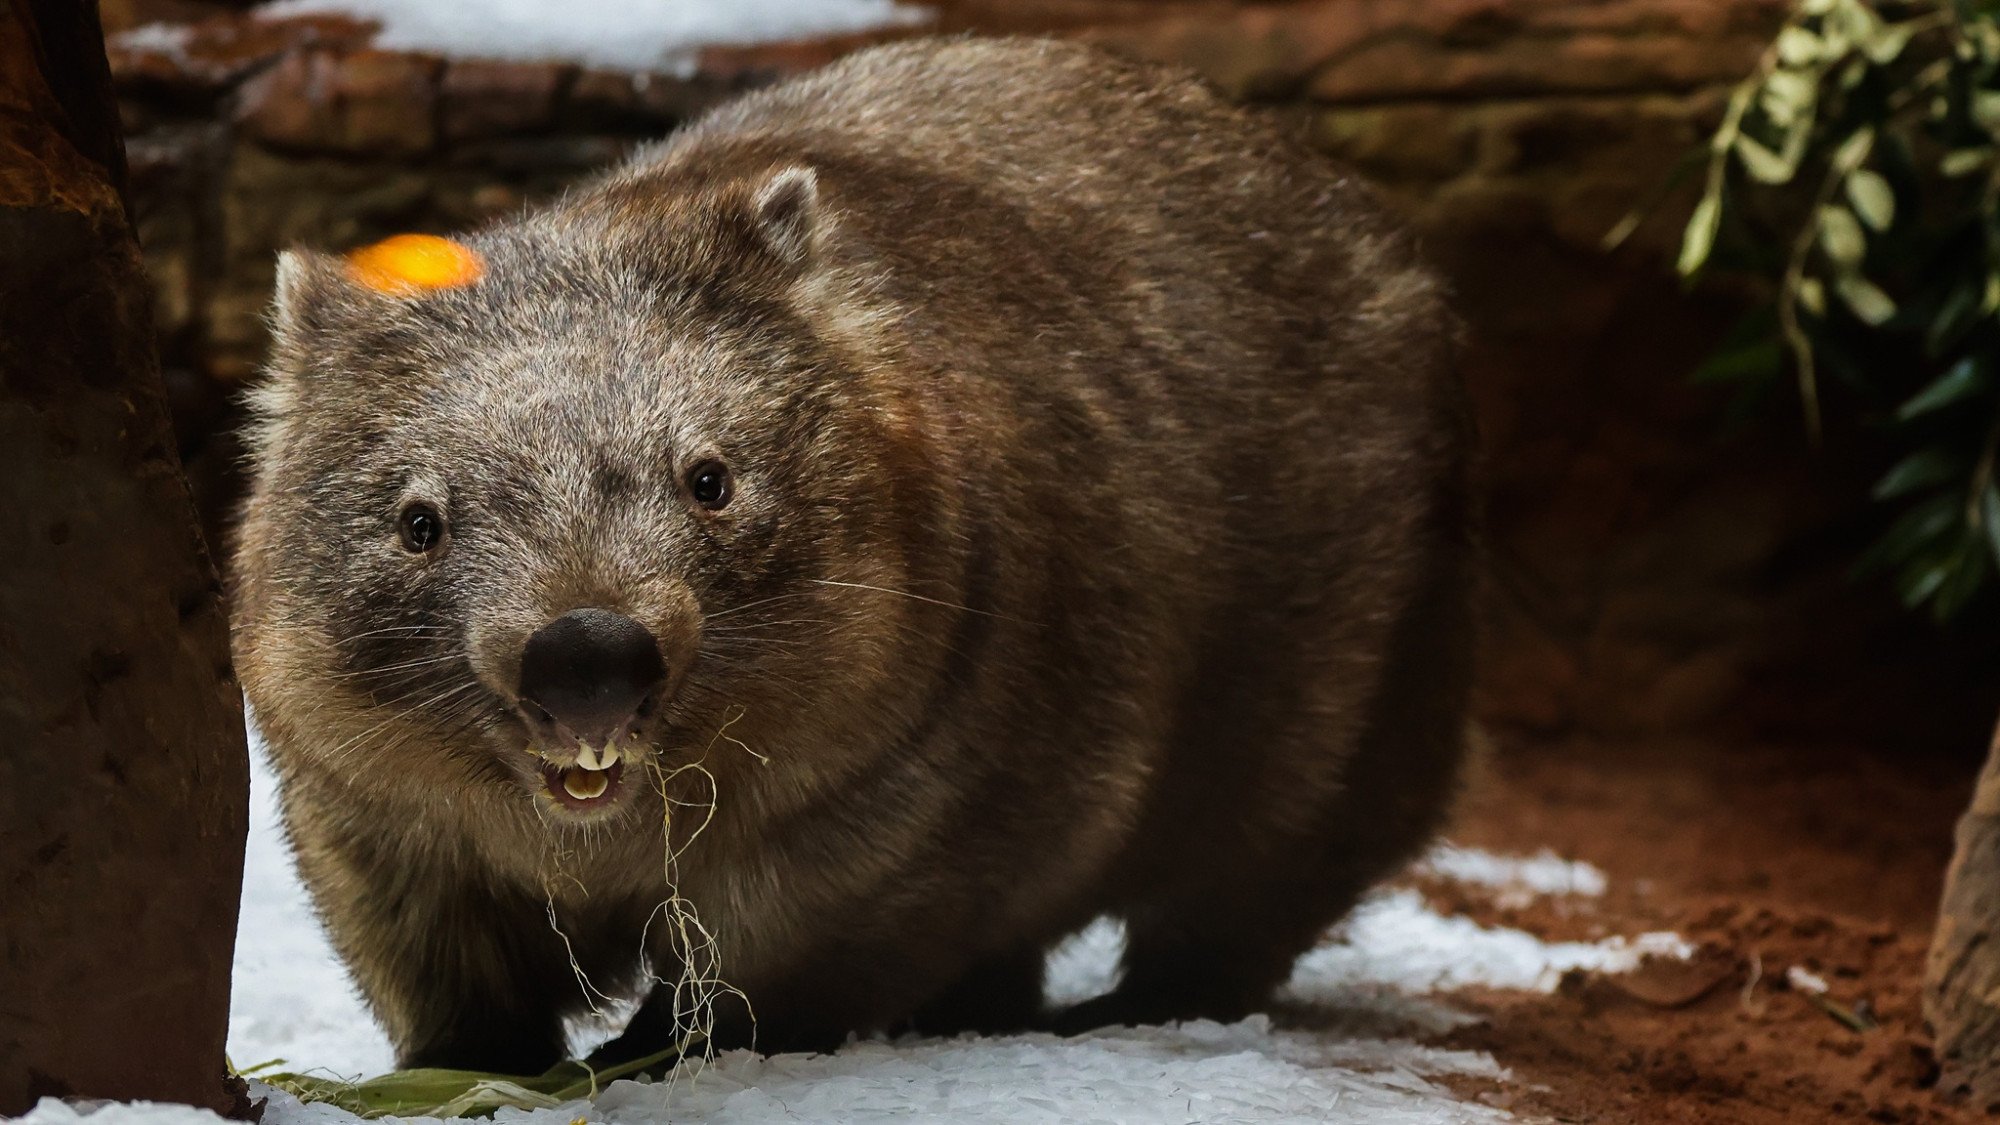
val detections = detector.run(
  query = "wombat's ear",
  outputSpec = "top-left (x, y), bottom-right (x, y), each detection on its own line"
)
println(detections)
top-left (270, 248), bottom-right (357, 349)
top-left (751, 166), bottom-right (820, 265)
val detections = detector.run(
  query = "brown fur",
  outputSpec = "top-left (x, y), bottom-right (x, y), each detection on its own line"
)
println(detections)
top-left (230, 37), bottom-right (1474, 1074)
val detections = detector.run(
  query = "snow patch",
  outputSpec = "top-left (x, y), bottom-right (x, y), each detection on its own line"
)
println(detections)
top-left (1286, 889), bottom-right (1693, 999)
top-left (217, 724), bottom-right (1688, 1124)
top-left (106, 22), bottom-right (195, 58)
top-left (1041, 915), bottom-right (1123, 1007)
top-left (250, 0), bottom-right (930, 74)
top-left (229, 743), bottom-right (394, 1077)
top-left (14, 1102), bottom-right (232, 1125)
top-left (1418, 844), bottom-right (1609, 900)
top-left (231, 1018), bottom-right (1515, 1125)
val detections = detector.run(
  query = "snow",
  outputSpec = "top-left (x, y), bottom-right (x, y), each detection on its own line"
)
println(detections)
top-left (1417, 844), bottom-right (1610, 899)
top-left (1786, 965), bottom-right (1830, 995)
top-left (106, 22), bottom-right (194, 56)
top-left (246, 0), bottom-right (931, 73)
top-left (1286, 890), bottom-right (1692, 998)
top-left (228, 744), bottom-right (394, 1076)
top-left (241, 1019), bottom-right (1516, 1125)
top-left (18, 729), bottom-right (1681, 1125)
top-left (12, 1103), bottom-right (234, 1125)
top-left (1043, 916), bottom-right (1124, 1008)
top-left (17, 1023), bottom-right (1517, 1125)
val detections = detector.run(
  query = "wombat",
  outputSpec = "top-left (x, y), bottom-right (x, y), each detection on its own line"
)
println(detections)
top-left (231, 36), bottom-right (1473, 1075)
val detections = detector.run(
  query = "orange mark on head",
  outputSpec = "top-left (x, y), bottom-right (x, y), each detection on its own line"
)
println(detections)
top-left (345, 234), bottom-right (485, 295)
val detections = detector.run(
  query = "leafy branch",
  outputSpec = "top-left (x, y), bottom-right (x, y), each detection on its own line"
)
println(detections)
top-left (1660, 0), bottom-right (2000, 619)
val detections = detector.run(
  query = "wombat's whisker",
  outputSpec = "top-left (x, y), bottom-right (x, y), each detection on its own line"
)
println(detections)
top-left (324, 680), bottom-right (487, 766)
top-left (337, 622), bottom-right (455, 643)
top-left (701, 590), bottom-right (824, 622)
top-left (702, 625), bottom-right (824, 643)
top-left (328, 653), bottom-right (468, 681)
top-left (423, 698), bottom-right (511, 754)
top-left (703, 617), bottom-right (831, 635)
top-left (807, 578), bottom-right (1038, 623)
top-left (673, 668), bottom-right (816, 715)
top-left (699, 639), bottom-right (819, 661)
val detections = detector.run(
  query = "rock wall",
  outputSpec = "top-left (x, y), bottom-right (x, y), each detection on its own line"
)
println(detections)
top-left (106, 0), bottom-right (2000, 755)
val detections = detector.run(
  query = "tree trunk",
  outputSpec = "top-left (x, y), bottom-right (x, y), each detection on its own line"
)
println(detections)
top-left (0, 0), bottom-right (249, 1115)
top-left (1927, 717), bottom-right (2000, 1110)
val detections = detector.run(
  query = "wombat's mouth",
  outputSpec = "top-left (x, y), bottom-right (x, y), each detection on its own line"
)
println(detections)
top-left (538, 755), bottom-right (628, 813)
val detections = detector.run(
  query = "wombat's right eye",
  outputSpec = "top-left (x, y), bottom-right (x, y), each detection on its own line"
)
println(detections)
top-left (687, 461), bottom-right (734, 510)
top-left (398, 504), bottom-right (445, 553)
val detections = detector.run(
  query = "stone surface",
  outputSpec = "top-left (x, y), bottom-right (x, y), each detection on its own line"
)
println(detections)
top-left (234, 45), bottom-right (439, 155)
top-left (107, 11), bottom-right (375, 94)
top-left (440, 59), bottom-right (568, 141)
top-left (1078, 0), bottom-right (1786, 102)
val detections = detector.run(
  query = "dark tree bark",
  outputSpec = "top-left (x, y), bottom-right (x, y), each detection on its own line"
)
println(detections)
top-left (1928, 718), bottom-right (2000, 1110)
top-left (1, 0), bottom-right (249, 1115)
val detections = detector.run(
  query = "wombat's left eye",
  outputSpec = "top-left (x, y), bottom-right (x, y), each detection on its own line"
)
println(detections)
top-left (688, 461), bottom-right (733, 510)
top-left (399, 503), bottom-right (446, 553)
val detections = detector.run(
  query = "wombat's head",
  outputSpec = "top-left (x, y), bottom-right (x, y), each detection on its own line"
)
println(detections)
top-left (233, 164), bottom-right (952, 828)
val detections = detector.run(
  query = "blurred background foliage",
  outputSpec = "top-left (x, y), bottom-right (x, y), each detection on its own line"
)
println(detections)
top-left (1662, 0), bottom-right (2000, 619)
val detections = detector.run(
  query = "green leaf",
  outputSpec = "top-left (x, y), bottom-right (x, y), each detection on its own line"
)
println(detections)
top-left (1778, 25), bottom-right (1824, 65)
top-left (1873, 447), bottom-right (1961, 500)
top-left (1762, 69), bottom-right (1818, 126)
top-left (1797, 275), bottom-right (1827, 315)
top-left (1828, 0), bottom-right (1880, 45)
top-left (1980, 21), bottom-right (2000, 63)
top-left (1933, 542), bottom-right (1990, 620)
top-left (1832, 126), bottom-right (1875, 172)
top-left (1845, 168), bottom-right (1894, 229)
top-left (1879, 495), bottom-right (1958, 556)
top-left (1836, 273), bottom-right (1897, 324)
top-left (1679, 194), bottom-right (1722, 277)
top-left (1713, 84), bottom-right (1753, 152)
top-left (1736, 134), bottom-right (1796, 182)
top-left (257, 1038), bottom-right (695, 1118)
top-left (1976, 90), bottom-right (2000, 131)
top-left (433, 1081), bottom-right (564, 1118)
top-left (1818, 204), bottom-right (1867, 265)
top-left (1928, 282), bottom-right (1983, 356)
top-left (1858, 494), bottom-right (1957, 576)
top-left (1897, 356), bottom-right (1989, 420)
top-left (1942, 148), bottom-right (1994, 177)
top-left (1866, 21), bottom-right (1918, 63)
top-left (1984, 274), bottom-right (2000, 315)
top-left (1899, 558), bottom-right (1952, 609)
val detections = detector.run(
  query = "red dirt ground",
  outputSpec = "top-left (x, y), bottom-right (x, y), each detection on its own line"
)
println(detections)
top-left (1426, 733), bottom-right (1987, 1125)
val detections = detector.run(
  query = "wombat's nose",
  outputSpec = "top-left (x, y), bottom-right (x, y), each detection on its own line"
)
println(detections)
top-left (517, 608), bottom-right (665, 746)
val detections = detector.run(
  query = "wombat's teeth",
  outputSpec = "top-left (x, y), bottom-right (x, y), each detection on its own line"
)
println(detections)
top-left (563, 769), bottom-right (609, 801)
top-left (576, 743), bottom-right (602, 771)
top-left (599, 743), bottom-right (622, 768)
